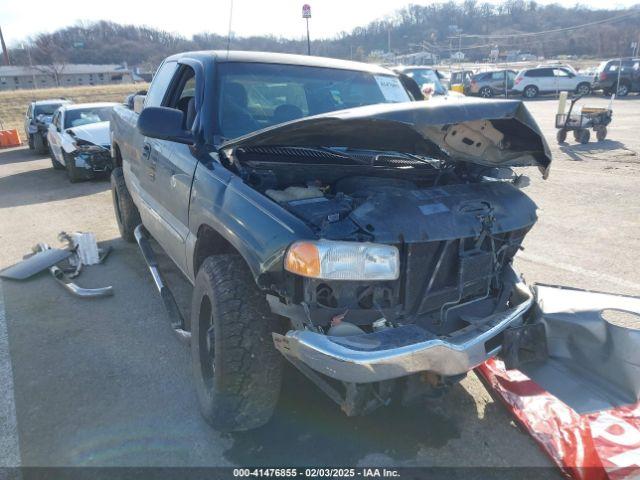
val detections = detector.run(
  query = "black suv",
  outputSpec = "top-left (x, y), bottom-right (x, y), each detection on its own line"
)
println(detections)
top-left (593, 58), bottom-right (640, 97)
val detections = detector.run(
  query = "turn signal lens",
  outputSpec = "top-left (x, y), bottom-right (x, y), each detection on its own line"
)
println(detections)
top-left (285, 242), bottom-right (321, 278)
top-left (284, 240), bottom-right (399, 281)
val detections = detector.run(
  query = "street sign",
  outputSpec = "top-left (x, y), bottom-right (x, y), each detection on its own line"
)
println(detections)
top-left (302, 4), bottom-right (311, 18)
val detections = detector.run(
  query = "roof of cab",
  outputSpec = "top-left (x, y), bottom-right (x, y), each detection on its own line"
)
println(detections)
top-left (61, 102), bottom-right (118, 111)
top-left (33, 99), bottom-right (71, 105)
top-left (164, 50), bottom-right (394, 75)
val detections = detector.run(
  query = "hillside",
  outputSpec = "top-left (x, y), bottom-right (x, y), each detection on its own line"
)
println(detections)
top-left (6, 1), bottom-right (640, 70)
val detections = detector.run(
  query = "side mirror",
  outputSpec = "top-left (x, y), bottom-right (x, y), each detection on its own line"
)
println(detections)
top-left (133, 95), bottom-right (146, 114)
top-left (137, 107), bottom-right (194, 145)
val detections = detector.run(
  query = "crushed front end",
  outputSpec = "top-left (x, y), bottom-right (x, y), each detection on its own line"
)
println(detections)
top-left (223, 99), bottom-right (552, 414)
top-left (68, 139), bottom-right (113, 178)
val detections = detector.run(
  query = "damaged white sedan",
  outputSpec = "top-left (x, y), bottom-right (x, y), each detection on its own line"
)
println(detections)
top-left (47, 102), bottom-right (117, 182)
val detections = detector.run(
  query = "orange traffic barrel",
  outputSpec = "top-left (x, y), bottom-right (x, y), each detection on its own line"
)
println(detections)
top-left (0, 121), bottom-right (22, 148)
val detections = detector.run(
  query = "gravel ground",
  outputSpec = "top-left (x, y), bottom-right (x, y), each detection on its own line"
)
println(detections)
top-left (0, 95), bottom-right (638, 475)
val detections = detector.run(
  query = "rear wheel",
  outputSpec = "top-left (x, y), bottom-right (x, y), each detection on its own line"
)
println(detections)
top-left (479, 86), bottom-right (493, 98)
top-left (596, 126), bottom-right (607, 142)
top-left (617, 82), bottom-right (630, 97)
top-left (576, 83), bottom-right (591, 96)
top-left (111, 167), bottom-right (141, 242)
top-left (27, 135), bottom-right (34, 150)
top-left (33, 134), bottom-right (47, 155)
top-left (191, 255), bottom-right (283, 432)
top-left (556, 129), bottom-right (567, 144)
top-left (523, 85), bottom-right (538, 99)
top-left (574, 128), bottom-right (590, 144)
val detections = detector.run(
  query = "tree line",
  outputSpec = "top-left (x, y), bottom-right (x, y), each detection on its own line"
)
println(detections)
top-left (7, 0), bottom-right (640, 71)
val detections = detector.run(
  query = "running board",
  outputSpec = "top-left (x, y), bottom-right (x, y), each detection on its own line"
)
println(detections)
top-left (134, 225), bottom-right (191, 344)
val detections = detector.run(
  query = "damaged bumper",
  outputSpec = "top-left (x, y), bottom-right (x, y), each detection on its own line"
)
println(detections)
top-left (69, 147), bottom-right (112, 177)
top-left (273, 282), bottom-right (534, 383)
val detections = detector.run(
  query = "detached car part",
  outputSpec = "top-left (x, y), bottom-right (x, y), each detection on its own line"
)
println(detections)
top-left (0, 248), bottom-right (72, 280)
top-left (35, 243), bottom-right (114, 299)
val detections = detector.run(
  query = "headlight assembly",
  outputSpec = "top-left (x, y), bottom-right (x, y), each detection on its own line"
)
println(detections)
top-left (284, 240), bottom-right (399, 281)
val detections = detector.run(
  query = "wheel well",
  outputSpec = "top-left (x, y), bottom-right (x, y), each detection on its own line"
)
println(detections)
top-left (193, 225), bottom-right (239, 275)
top-left (112, 143), bottom-right (123, 168)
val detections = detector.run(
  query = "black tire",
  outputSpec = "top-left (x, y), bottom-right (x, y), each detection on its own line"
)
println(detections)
top-left (523, 85), bottom-right (538, 99)
top-left (64, 152), bottom-right (83, 183)
top-left (33, 134), bottom-right (47, 155)
top-left (596, 126), bottom-right (607, 142)
top-left (50, 152), bottom-right (64, 170)
top-left (556, 129), bottom-right (567, 144)
top-left (191, 255), bottom-right (283, 432)
top-left (51, 157), bottom-right (65, 170)
top-left (110, 167), bottom-right (141, 242)
top-left (574, 129), bottom-right (590, 144)
top-left (576, 82), bottom-right (591, 96)
top-left (27, 135), bottom-right (34, 150)
top-left (617, 82), bottom-right (630, 97)
top-left (479, 86), bottom-right (493, 98)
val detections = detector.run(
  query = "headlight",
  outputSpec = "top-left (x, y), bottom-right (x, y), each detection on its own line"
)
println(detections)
top-left (284, 240), bottom-right (399, 281)
top-left (74, 142), bottom-right (104, 153)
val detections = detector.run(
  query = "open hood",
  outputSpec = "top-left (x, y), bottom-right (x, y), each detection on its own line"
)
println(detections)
top-left (222, 98), bottom-right (552, 177)
top-left (67, 121), bottom-right (110, 147)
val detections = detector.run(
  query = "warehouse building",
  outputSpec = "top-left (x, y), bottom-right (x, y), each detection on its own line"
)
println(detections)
top-left (0, 64), bottom-right (138, 91)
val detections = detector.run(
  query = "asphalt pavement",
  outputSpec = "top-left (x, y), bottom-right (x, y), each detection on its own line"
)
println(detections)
top-left (0, 96), bottom-right (638, 475)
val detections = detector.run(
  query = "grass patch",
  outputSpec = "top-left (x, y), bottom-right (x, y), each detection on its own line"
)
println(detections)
top-left (0, 83), bottom-right (148, 140)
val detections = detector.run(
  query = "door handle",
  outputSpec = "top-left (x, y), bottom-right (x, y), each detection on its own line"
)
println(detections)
top-left (142, 143), bottom-right (151, 160)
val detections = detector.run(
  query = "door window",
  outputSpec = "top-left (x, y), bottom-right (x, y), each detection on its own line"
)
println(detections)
top-left (165, 66), bottom-right (197, 130)
top-left (145, 61), bottom-right (179, 108)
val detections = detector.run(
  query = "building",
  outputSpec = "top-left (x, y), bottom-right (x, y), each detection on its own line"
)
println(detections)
top-left (0, 64), bottom-right (138, 91)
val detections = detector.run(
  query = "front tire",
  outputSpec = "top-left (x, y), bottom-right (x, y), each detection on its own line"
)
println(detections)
top-left (33, 134), bottom-right (47, 154)
top-left (523, 85), bottom-right (538, 99)
top-left (64, 152), bottom-right (83, 183)
top-left (191, 255), bottom-right (283, 432)
top-left (556, 129), bottom-right (567, 143)
top-left (479, 86), bottom-right (493, 98)
top-left (28, 135), bottom-right (34, 149)
top-left (110, 167), bottom-right (141, 242)
top-left (596, 126), bottom-right (607, 142)
top-left (50, 151), bottom-right (64, 170)
top-left (574, 128), bottom-right (590, 144)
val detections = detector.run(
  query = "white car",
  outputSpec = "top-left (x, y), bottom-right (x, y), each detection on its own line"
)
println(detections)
top-left (47, 102), bottom-right (117, 182)
top-left (513, 67), bottom-right (592, 99)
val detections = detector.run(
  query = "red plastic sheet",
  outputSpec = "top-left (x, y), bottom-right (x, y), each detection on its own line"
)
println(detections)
top-left (477, 359), bottom-right (640, 480)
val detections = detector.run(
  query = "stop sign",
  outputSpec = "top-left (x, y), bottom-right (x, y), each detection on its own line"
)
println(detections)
top-left (302, 4), bottom-right (311, 18)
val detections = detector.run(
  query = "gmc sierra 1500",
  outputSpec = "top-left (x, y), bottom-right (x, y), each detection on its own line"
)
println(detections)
top-left (110, 51), bottom-right (640, 433)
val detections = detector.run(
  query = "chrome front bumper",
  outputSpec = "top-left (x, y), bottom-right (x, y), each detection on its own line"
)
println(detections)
top-left (273, 286), bottom-right (533, 384)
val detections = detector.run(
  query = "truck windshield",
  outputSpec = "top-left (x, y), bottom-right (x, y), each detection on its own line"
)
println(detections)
top-left (216, 62), bottom-right (410, 139)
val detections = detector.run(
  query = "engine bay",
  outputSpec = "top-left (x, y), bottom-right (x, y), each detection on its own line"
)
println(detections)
top-left (232, 145), bottom-right (538, 338)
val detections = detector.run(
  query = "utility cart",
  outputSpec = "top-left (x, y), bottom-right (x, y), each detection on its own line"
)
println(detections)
top-left (556, 94), bottom-right (613, 144)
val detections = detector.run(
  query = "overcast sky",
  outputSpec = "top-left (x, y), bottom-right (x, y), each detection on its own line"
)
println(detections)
top-left (1, 0), bottom-right (638, 46)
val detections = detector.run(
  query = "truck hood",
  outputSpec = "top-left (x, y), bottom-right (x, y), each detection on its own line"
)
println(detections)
top-left (221, 98), bottom-right (552, 177)
top-left (67, 121), bottom-right (110, 147)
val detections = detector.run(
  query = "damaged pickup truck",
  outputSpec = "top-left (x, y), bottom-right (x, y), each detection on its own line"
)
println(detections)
top-left (110, 51), bottom-right (639, 432)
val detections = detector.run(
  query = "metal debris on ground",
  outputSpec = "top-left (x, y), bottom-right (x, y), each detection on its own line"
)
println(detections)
top-left (0, 232), bottom-right (114, 298)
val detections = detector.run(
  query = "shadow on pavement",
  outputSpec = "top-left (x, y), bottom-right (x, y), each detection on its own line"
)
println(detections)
top-left (558, 140), bottom-right (636, 162)
top-left (0, 147), bottom-right (43, 166)
top-left (0, 162), bottom-right (109, 209)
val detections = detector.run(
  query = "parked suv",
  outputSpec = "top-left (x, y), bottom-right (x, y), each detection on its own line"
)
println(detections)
top-left (513, 67), bottom-right (592, 99)
top-left (24, 99), bottom-right (72, 154)
top-left (468, 70), bottom-right (516, 97)
top-left (593, 58), bottom-right (640, 97)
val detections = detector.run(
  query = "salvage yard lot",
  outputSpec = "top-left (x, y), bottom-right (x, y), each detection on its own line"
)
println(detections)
top-left (0, 96), bottom-right (638, 473)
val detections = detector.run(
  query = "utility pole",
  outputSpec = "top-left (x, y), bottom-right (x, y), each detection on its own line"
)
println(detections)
top-left (0, 25), bottom-right (10, 66)
top-left (302, 4), bottom-right (311, 56)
